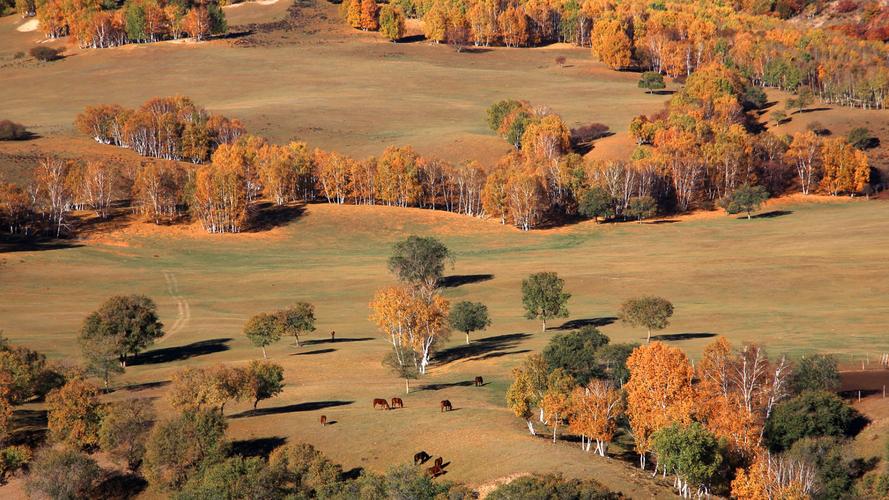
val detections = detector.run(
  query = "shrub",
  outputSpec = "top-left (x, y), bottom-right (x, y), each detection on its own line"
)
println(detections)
top-left (99, 399), bottom-right (155, 471)
top-left (25, 447), bottom-right (101, 500)
top-left (176, 456), bottom-right (284, 499)
top-left (0, 446), bottom-right (31, 484)
top-left (29, 46), bottom-right (62, 62)
top-left (0, 120), bottom-right (29, 141)
top-left (787, 437), bottom-right (853, 500)
top-left (269, 442), bottom-right (342, 495)
top-left (542, 326), bottom-right (610, 384)
top-left (487, 473), bottom-right (619, 499)
top-left (847, 127), bottom-right (877, 150)
top-left (764, 391), bottom-right (858, 451)
top-left (143, 409), bottom-right (228, 491)
top-left (790, 354), bottom-right (840, 394)
top-left (570, 123), bottom-right (610, 147)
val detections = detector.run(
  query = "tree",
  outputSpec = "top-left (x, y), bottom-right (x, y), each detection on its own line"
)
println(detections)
top-left (387, 235), bottom-right (453, 292)
top-left (568, 380), bottom-right (624, 456)
top-left (25, 448), bottom-right (101, 500)
top-left (619, 296), bottom-right (673, 342)
top-left (639, 71), bottom-right (666, 94)
top-left (847, 127), bottom-right (876, 150)
top-left (578, 187), bottom-right (613, 223)
top-left (764, 391), bottom-right (858, 452)
top-left (80, 294), bottom-right (164, 367)
top-left (246, 360), bottom-right (284, 409)
top-left (378, 4), bottom-right (405, 41)
top-left (720, 183), bottom-right (769, 219)
top-left (79, 327), bottom-right (123, 390)
top-left (46, 378), bottom-right (102, 450)
top-left (276, 303), bottom-right (316, 348)
top-left (359, 0), bottom-right (379, 30)
top-left (771, 110), bottom-right (787, 126)
top-left (624, 196), bottom-right (657, 223)
top-left (819, 137), bottom-right (870, 195)
top-left (383, 349), bottom-right (420, 394)
top-left (731, 452), bottom-right (817, 499)
top-left (592, 16), bottom-right (631, 69)
top-left (624, 342), bottom-right (695, 469)
top-left (448, 301), bottom-right (491, 344)
top-left (787, 87), bottom-right (813, 114)
top-left (651, 423), bottom-right (724, 497)
top-left (785, 131), bottom-right (821, 195)
top-left (243, 313), bottom-right (281, 359)
top-left (542, 326), bottom-right (609, 385)
top-left (99, 399), bottom-right (155, 471)
top-left (178, 456), bottom-right (283, 499)
top-left (521, 271), bottom-right (570, 332)
top-left (269, 442), bottom-right (342, 496)
top-left (143, 409), bottom-right (228, 491)
top-left (790, 354), bottom-right (840, 394)
top-left (506, 366), bottom-right (538, 435)
top-left (487, 474), bottom-right (616, 499)
top-left (541, 369), bottom-right (575, 442)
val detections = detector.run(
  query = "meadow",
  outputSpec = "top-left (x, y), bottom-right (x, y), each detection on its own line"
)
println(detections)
top-left (1, 197), bottom-right (887, 496)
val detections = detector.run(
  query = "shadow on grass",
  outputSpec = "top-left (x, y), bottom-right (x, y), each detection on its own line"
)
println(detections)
top-left (6, 409), bottom-right (47, 448)
top-left (438, 274), bottom-right (494, 288)
top-left (230, 400), bottom-right (354, 419)
top-left (420, 381), bottom-right (474, 391)
top-left (650, 332), bottom-right (717, 342)
top-left (131, 338), bottom-right (231, 366)
top-left (748, 210), bottom-right (793, 219)
top-left (0, 239), bottom-right (84, 253)
top-left (230, 436), bottom-right (287, 459)
top-left (292, 348), bottom-right (336, 356)
top-left (121, 380), bottom-right (171, 392)
top-left (434, 333), bottom-right (530, 365)
top-left (550, 317), bottom-right (617, 331)
top-left (94, 472), bottom-right (148, 500)
top-left (246, 202), bottom-right (305, 232)
top-left (303, 337), bottom-right (373, 346)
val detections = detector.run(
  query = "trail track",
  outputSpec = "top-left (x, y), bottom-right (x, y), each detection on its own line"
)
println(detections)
top-left (160, 270), bottom-right (190, 342)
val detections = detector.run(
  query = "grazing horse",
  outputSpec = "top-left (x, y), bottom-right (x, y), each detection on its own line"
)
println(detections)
top-left (373, 398), bottom-right (391, 410)
top-left (474, 376), bottom-right (484, 387)
top-left (440, 400), bottom-right (452, 412)
top-left (425, 464), bottom-right (443, 478)
top-left (391, 397), bottom-right (404, 409)
top-left (320, 415), bottom-right (327, 426)
top-left (434, 457), bottom-right (443, 468)
top-left (414, 451), bottom-right (431, 465)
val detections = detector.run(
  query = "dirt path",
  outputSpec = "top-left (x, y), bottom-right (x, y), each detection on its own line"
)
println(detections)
top-left (159, 270), bottom-right (189, 343)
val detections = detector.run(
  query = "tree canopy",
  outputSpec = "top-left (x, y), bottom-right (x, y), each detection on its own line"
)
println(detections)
top-left (387, 235), bottom-right (453, 291)
top-left (521, 272), bottom-right (570, 332)
top-left (618, 296), bottom-right (673, 342)
top-left (449, 301), bottom-right (491, 344)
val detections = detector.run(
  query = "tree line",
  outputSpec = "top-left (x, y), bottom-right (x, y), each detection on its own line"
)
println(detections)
top-left (22, 0), bottom-right (227, 47)
top-left (338, 0), bottom-right (889, 110)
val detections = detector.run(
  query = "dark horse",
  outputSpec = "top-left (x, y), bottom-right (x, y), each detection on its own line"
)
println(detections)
top-left (320, 415), bottom-right (328, 426)
top-left (373, 398), bottom-right (390, 410)
top-left (440, 400), bottom-right (452, 412)
top-left (391, 397), bottom-right (404, 409)
top-left (414, 451), bottom-right (431, 465)
top-left (474, 376), bottom-right (484, 386)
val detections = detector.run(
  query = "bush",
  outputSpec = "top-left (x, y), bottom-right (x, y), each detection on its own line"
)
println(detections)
top-left (268, 442), bottom-right (342, 495)
top-left (0, 120), bottom-right (29, 141)
top-left (787, 437), bottom-right (852, 500)
top-left (176, 456), bottom-right (284, 500)
top-left (570, 123), bottom-right (610, 147)
top-left (25, 447), bottom-right (101, 500)
top-left (0, 446), bottom-right (31, 484)
top-left (99, 399), bottom-right (155, 471)
top-left (487, 473), bottom-right (619, 499)
top-left (764, 391), bottom-right (858, 451)
top-left (542, 326), bottom-right (610, 384)
top-left (847, 127), bottom-right (878, 150)
top-left (790, 354), bottom-right (840, 394)
top-left (143, 409), bottom-right (228, 491)
top-left (29, 46), bottom-right (63, 62)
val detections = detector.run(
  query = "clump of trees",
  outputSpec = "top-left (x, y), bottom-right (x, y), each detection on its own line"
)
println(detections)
top-left (33, 0), bottom-right (227, 48)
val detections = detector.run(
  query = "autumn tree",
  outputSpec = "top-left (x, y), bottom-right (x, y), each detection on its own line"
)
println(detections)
top-left (448, 301), bottom-right (491, 344)
top-left (784, 131), bottom-right (821, 195)
top-left (193, 158), bottom-right (248, 233)
top-left (378, 4), bottom-right (405, 40)
top-left (46, 378), bottom-right (102, 450)
top-left (246, 360), bottom-right (284, 409)
top-left (359, 0), bottom-right (379, 30)
top-left (275, 302), bottom-right (316, 348)
top-left (592, 16), bottom-right (632, 69)
top-left (35, 157), bottom-right (71, 237)
top-left (79, 326), bottom-right (124, 389)
top-left (624, 342), bottom-right (695, 469)
top-left (99, 398), bottom-right (155, 471)
top-left (522, 271), bottom-right (570, 332)
top-left (143, 409), bottom-right (227, 491)
top-left (731, 452), bottom-right (817, 499)
top-left (24, 448), bottom-right (101, 500)
top-left (243, 313), bottom-right (281, 359)
top-left (819, 137), bottom-right (870, 195)
top-left (168, 366), bottom-right (248, 414)
top-left (80, 294), bottom-right (164, 367)
top-left (618, 296), bottom-right (673, 342)
top-left (624, 195), bottom-right (657, 223)
top-left (568, 380), bottom-right (623, 456)
top-left (506, 355), bottom-right (548, 435)
top-left (133, 161), bottom-right (188, 223)
top-left (541, 368), bottom-right (575, 442)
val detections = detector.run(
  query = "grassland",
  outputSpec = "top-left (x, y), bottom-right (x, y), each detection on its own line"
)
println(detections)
top-left (1, 197), bottom-right (888, 496)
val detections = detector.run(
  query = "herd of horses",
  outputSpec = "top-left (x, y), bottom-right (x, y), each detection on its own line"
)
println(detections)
top-left (317, 376), bottom-right (486, 477)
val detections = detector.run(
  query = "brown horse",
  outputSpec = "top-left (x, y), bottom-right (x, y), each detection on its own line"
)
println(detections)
top-left (320, 415), bottom-right (327, 426)
top-left (425, 464), bottom-right (443, 478)
top-left (373, 398), bottom-right (391, 410)
top-left (434, 457), bottom-right (443, 468)
top-left (414, 451), bottom-right (431, 465)
top-left (474, 376), bottom-right (484, 387)
top-left (391, 397), bottom-right (404, 409)
top-left (440, 400), bottom-right (452, 412)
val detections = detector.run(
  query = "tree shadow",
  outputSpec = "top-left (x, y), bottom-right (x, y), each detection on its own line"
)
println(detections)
top-left (460, 47), bottom-right (492, 54)
top-left (649, 89), bottom-right (676, 95)
top-left (303, 337), bottom-right (373, 346)
top-left (420, 381), bottom-right (473, 391)
top-left (342, 467), bottom-right (365, 481)
top-left (398, 34), bottom-right (425, 43)
top-left (120, 380), bottom-right (171, 392)
top-left (475, 349), bottom-right (530, 360)
top-left (230, 400), bottom-right (354, 419)
top-left (94, 472), bottom-right (148, 500)
top-left (7, 409), bottom-right (48, 448)
top-left (749, 210), bottom-right (793, 219)
top-left (291, 348), bottom-right (335, 356)
top-left (795, 107), bottom-right (832, 114)
top-left (434, 333), bottom-right (530, 365)
top-left (650, 332), bottom-right (717, 342)
top-left (230, 436), bottom-right (287, 459)
top-left (647, 219), bottom-right (680, 224)
top-left (438, 274), bottom-right (494, 288)
top-left (246, 202), bottom-right (305, 232)
top-left (551, 317), bottom-right (617, 330)
top-left (130, 338), bottom-right (231, 366)
top-left (0, 239), bottom-right (84, 253)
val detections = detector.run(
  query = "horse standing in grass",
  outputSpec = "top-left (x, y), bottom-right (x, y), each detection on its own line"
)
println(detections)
top-left (414, 451), bottom-right (431, 465)
top-left (320, 415), bottom-right (327, 426)
top-left (474, 376), bottom-right (484, 386)
top-left (391, 397), bottom-right (404, 408)
top-left (440, 400), bottom-right (452, 412)
top-left (373, 398), bottom-right (390, 410)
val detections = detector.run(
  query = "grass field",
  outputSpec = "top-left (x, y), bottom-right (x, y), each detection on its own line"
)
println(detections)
top-left (1, 198), bottom-right (888, 496)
